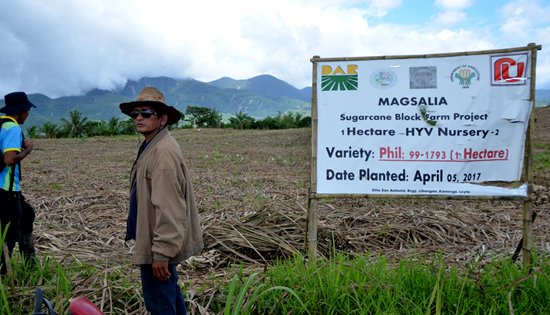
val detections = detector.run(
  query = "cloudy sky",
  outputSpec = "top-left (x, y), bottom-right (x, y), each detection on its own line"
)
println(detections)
top-left (1, 0), bottom-right (549, 98)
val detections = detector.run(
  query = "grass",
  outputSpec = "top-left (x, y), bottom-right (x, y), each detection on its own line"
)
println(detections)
top-left (0, 251), bottom-right (143, 314)
top-left (534, 143), bottom-right (550, 170)
top-left (212, 253), bottom-right (550, 315)
top-left (4, 244), bottom-right (550, 314)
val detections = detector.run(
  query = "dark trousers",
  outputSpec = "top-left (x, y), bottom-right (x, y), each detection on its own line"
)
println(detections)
top-left (140, 264), bottom-right (187, 315)
top-left (0, 190), bottom-right (35, 275)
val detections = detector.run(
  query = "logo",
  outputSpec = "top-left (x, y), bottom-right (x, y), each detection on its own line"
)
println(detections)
top-left (409, 66), bottom-right (437, 89)
top-left (450, 65), bottom-right (480, 88)
top-left (321, 64), bottom-right (358, 91)
top-left (491, 53), bottom-right (528, 85)
top-left (370, 69), bottom-right (397, 89)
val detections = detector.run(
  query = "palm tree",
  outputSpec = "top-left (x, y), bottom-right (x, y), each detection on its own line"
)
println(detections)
top-left (41, 122), bottom-right (60, 138)
top-left (105, 117), bottom-right (121, 135)
top-left (26, 126), bottom-right (40, 139)
top-left (229, 111), bottom-right (255, 129)
top-left (60, 110), bottom-right (89, 138)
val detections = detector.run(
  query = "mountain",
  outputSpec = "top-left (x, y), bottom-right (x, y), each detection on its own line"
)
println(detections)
top-left (2, 75), bottom-right (312, 128)
top-left (537, 89), bottom-right (550, 107)
top-left (24, 91), bottom-right (130, 128)
top-left (208, 75), bottom-right (311, 101)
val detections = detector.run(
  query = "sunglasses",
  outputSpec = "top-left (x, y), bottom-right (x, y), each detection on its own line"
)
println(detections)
top-left (129, 109), bottom-right (158, 119)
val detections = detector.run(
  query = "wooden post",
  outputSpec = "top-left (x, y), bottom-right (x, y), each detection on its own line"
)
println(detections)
top-left (306, 197), bottom-right (318, 258)
top-left (522, 43), bottom-right (540, 266)
top-left (522, 201), bottom-right (533, 266)
top-left (306, 55), bottom-right (320, 259)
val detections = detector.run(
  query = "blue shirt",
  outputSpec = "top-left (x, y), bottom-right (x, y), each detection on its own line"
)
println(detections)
top-left (0, 116), bottom-right (23, 191)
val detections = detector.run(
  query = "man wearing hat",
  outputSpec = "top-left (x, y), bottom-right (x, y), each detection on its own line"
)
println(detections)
top-left (120, 86), bottom-right (203, 314)
top-left (0, 91), bottom-right (37, 275)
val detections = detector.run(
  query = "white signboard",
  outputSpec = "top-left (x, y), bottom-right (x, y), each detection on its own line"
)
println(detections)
top-left (314, 50), bottom-right (532, 197)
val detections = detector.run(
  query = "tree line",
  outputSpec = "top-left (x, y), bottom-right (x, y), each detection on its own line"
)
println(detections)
top-left (25, 105), bottom-right (311, 138)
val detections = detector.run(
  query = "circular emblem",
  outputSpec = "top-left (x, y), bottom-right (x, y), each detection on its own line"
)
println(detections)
top-left (370, 69), bottom-right (397, 89)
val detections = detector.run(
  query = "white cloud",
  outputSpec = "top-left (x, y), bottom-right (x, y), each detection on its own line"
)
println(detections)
top-left (362, 0), bottom-right (403, 17)
top-left (500, 0), bottom-right (550, 39)
top-left (434, 10), bottom-right (467, 24)
top-left (435, 0), bottom-right (473, 10)
top-left (0, 0), bottom-right (548, 98)
top-left (433, 0), bottom-right (472, 26)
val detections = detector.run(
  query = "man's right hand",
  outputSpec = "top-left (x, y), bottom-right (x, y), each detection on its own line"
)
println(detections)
top-left (152, 259), bottom-right (171, 281)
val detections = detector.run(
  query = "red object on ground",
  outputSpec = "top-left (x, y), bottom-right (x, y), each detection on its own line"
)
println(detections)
top-left (69, 297), bottom-right (104, 315)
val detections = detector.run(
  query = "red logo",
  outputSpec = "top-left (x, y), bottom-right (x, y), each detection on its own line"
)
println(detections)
top-left (491, 53), bottom-right (528, 85)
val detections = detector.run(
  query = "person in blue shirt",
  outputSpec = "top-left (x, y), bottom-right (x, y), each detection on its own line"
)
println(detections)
top-left (0, 91), bottom-right (37, 275)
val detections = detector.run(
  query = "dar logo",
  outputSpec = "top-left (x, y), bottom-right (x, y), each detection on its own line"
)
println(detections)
top-left (321, 64), bottom-right (358, 91)
top-left (491, 53), bottom-right (528, 85)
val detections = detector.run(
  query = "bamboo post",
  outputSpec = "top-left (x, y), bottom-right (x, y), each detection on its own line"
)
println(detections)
top-left (521, 43), bottom-right (540, 266)
top-left (522, 201), bottom-right (533, 266)
top-left (306, 197), bottom-right (318, 258)
top-left (306, 55), bottom-right (320, 259)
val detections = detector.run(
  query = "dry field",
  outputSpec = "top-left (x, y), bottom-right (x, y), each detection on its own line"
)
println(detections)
top-left (21, 107), bottom-right (550, 305)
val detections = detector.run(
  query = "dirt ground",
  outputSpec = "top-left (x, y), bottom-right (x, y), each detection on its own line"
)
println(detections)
top-left (533, 106), bottom-right (550, 206)
top-left (17, 106), bottom-right (550, 309)
top-left (24, 106), bottom-right (550, 259)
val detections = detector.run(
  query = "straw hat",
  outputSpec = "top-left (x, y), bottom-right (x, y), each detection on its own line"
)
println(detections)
top-left (119, 87), bottom-right (181, 125)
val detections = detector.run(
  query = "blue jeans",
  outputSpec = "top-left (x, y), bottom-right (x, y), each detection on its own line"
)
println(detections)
top-left (140, 264), bottom-right (187, 315)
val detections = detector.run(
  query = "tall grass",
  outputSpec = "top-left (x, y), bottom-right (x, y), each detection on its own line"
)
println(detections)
top-left (0, 250), bottom-right (142, 314)
top-left (0, 253), bottom-right (81, 314)
top-left (2, 245), bottom-right (550, 314)
top-left (214, 253), bottom-right (550, 314)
